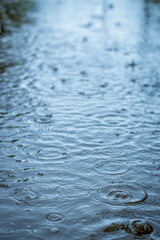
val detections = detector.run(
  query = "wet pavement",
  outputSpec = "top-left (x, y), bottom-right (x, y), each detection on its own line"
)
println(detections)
top-left (0, 0), bottom-right (160, 239)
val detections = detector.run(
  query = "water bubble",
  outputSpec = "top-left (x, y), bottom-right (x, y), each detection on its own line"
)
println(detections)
top-left (51, 227), bottom-right (59, 233)
top-left (34, 114), bottom-right (53, 124)
top-left (46, 213), bottom-right (62, 222)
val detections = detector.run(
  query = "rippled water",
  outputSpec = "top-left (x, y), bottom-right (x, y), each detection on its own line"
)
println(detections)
top-left (0, 0), bottom-right (160, 239)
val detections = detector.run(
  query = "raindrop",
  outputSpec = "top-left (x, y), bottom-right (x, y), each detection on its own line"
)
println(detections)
top-left (46, 213), bottom-right (62, 222)
top-left (99, 147), bottom-right (124, 157)
top-left (97, 183), bottom-right (148, 205)
top-left (125, 219), bottom-right (153, 236)
top-left (51, 227), bottom-right (59, 233)
top-left (11, 188), bottom-right (40, 202)
top-left (93, 160), bottom-right (130, 175)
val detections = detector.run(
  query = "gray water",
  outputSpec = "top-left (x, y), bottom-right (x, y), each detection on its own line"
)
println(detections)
top-left (0, 0), bottom-right (160, 239)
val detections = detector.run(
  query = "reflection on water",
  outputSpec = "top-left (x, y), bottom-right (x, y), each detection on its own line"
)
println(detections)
top-left (0, 0), bottom-right (36, 34)
top-left (0, 0), bottom-right (160, 239)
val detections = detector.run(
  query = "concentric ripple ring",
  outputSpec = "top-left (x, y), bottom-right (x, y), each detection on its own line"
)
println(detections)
top-left (11, 188), bottom-right (40, 202)
top-left (97, 183), bottom-right (148, 205)
top-left (93, 160), bottom-right (130, 175)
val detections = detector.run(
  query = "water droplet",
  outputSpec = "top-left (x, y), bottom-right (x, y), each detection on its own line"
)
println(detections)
top-left (46, 213), bottom-right (62, 222)
top-left (51, 227), bottom-right (59, 233)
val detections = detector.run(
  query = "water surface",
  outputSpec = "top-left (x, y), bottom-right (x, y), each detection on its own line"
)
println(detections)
top-left (0, 0), bottom-right (160, 239)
